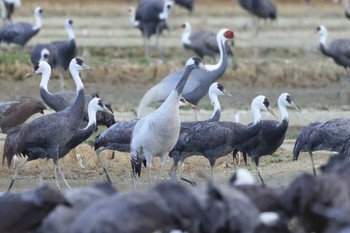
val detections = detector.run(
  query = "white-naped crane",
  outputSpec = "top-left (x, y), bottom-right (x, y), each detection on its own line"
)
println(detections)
top-left (137, 28), bottom-right (234, 118)
top-left (0, 6), bottom-right (42, 50)
top-left (234, 93), bottom-right (300, 184)
top-left (169, 95), bottom-right (276, 179)
top-left (181, 22), bottom-right (233, 62)
top-left (130, 57), bottom-right (207, 188)
top-left (2, 58), bottom-right (92, 192)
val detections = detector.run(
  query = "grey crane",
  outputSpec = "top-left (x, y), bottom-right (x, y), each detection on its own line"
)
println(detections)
top-left (181, 22), bottom-right (233, 62)
top-left (0, 184), bottom-right (70, 233)
top-left (2, 58), bottom-right (91, 192)
top-left (0, 96), bottom-right (46, 134)
top-left (31, 18), bottom-right (77, 90)
top-left (94, 82), bottom-right (230, 155)
top-left (234, 93), bottom-right (300, 184)
top-left (35, 96), bottom-right (114, 185)
top-left (0, 0), bottom-right (21, 22)
top-left (137, 28), bottom-right (234, 118)
top-left (34, 182), bottom-right (117, 233)
top-left (27, 50), bottom-right (115, 129)
top-left (169, 95), bottom-right (276, 179)
top-left (0, 6), bottom-right (42, 50)
top-left (130, 57), bottom-right (206, 188)
top-left (133, 0), bottom-right (173, 59)
top-left (293, 116), bottom-right (350, 176)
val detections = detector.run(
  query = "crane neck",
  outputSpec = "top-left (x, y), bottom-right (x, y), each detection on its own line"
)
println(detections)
top-left (83, 108), bottom-right (98, 130)
top-left (39, 67), bottom-right (51, 92)
top-left (319, 31), bottom-right (327, 47)
top-left (209, 93), bottom-right (221, 119)
top-left (181, 29), bottom-right (191, 45)
top-left (66, 26), bottom-right (75, 40)
top-left (32, 13), bottom-right (42, 31)
top-left (252, 106), bottom-right (263, 125)
top-left (175, 65), bottom-right (195, 95)
top-left (129, 10), bottom-right (139, 27)
top-left (206, 36), bottom-right (228, 71)
top-left (159, 1), bottom-right (171, 20)
top-left (278, 102), bottom-right (289, 122)
top-left (70, 69), bottom-right (84, 93)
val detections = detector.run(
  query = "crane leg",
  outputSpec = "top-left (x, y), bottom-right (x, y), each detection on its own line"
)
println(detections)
top-left (252, 161), bottom-right (265, 185)
top-left (7, 158), bottom-right (28, 192)
top-left (143, 37), bottom-right (150, 60)
top-left (58, 71), bottom-right (65, 91)
top-left (309, 151), bottom-right (317, 176)
top-left (131, 168), bottom-right (136, 190)
top-left (38, 157), bottom-right (49, 185)
top-left (95, 151), bottom-right (113, 182)
top-left (57, 162), bottom-right (71, 189)
top-left (155, 25), bottom-right (164, 61)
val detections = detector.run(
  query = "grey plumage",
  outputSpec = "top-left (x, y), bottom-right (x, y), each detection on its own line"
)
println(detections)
top-left (181, 22), bottom-right (233, 61)
top-left (0, 6), bottom-right (42, 49)
top-left (0, 96), bottom-right (46, 134)
top-left (234, 93), bottom-right (299, 184)
top-left (134, 0), bottom-right (173, 59)
top-left (169, 95), bottom-right (275, 178)
top-left (2, 58), bottom-right (91, 191)
top-left (174, 0), bottom-right (194, 13)
top-left (317, 25), bottom-right (350, 73)
top-left (137, 28), bottom-right (234, 117)
top-left (34, 182), bottom-right (117, 233)
top-left (238, 0), bottom-right (277, 20)
top-left (0, 184), bottom-right (70, 233)
top-left (130, 57), bottom-right (206, 183)
top-left (293, 117), bottom-right (350, 176)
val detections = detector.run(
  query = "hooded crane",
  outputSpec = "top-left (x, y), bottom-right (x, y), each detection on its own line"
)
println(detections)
top-left (317, 25), bottom-right (350, 78)
top-left (31, 19), bottom-right (77, 90)
top-left (293, 116), bottom-right (350, 176)
top-left (94, 82), bottom-right (231, 155)
top-left (0, 96), bottom-right (46, 134)
top-left (234, 93), bottom-right (300, 184)
top-left (0, 0), bottom-right (21, 22)
top-left (130, 57), bottom-right (207, 188)
top-left (0, 6), bottom-right (42, 50)
top-left (34, 97), bottom-right (114, 185)
top-left (2, 58), bottom-right (92, 192)
top-left (137, 28), bottom-right (234, 118)
top-left (169, 95), bottom-right (276, 179)
top-left (133, 0), bottom-right (173, 59)
top-left (27, 48), bottom-right (115, 129)
top-left (181, 22), bottom-right (233, 62)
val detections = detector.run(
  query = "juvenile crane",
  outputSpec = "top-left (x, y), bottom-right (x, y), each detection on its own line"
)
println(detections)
top-left (0, 6), bottom-right (42, 49)
top-left (3, 58), bottom-right (91, 191)
top-left (0, 96), bottom-right (46, 134)
top-left (130, 57), bottom-right (207, 187)
top-left (137, 28), bottom-right (234, 117)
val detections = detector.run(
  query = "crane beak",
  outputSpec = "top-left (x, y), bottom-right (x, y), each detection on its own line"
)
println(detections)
top-left (267, 106), bottom-right (278, 119)
top-left (22, 71), bottom-right (34, 79)
top-left (83, 63), bottom-right (93, 71)
top-left (290, 101), bottom-right (301, 112)
top-left (223, 89), bottom-right (233, 97)
top-left (102, 105), bottom-right (114, 115)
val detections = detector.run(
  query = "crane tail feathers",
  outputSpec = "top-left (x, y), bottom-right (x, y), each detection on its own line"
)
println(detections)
top-left (131, 159), bottom-right (142, 177)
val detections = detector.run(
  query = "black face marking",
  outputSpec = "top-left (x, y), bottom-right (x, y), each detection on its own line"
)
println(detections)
top-left (166, 4), bottom-right (172, 9)
top-left (263, 98), bottom-right (270, 108)
top-left (192, 57), bottom-right (201, 66)
top-left (43, 54), bottom-right (49, 59)
top-left (75, 58), bottom-right (84, 66)
top-left (217, 83), bottom-right (224, 92)
top-left (98, 99), bottom-right (103, 108)
top-left (39, 9), bottom-right (43, 14)
top-left (34, 64), bottom-right (39, 71)
top-left (181, 23), bottom-right (186, 28)
top-left (180, 97), bottom-right (186, 104)
top-left (69, 19), bottom-right (73, 25)
top-left (286, 94), bottom-right (292, 104)
top-left (316, 26), bottom-right (320, 31)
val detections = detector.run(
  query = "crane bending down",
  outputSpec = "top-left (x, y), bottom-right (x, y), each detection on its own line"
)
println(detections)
top-left (130, 57), bottom-right (207, 188)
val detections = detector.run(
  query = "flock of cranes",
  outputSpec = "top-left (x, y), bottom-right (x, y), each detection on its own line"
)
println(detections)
top-left (2, 0), bottom-right (350, 232)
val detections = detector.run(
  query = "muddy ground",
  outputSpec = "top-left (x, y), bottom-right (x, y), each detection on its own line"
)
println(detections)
top-left (0, 0), bottom-right (349, 191)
